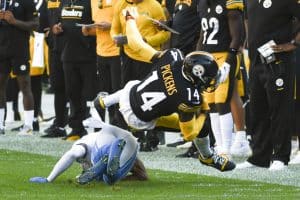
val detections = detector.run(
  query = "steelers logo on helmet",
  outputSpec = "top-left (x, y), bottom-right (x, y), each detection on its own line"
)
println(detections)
top-left (183, 51), bottom-right (219, 92)
top-left (192, 64), bottom-right (205, 79)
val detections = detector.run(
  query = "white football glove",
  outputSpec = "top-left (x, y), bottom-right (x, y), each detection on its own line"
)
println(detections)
top-left (218, 62), bottom-right (230, 83)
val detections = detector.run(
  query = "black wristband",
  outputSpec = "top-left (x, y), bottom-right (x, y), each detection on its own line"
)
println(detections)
top-left (228, 48), bottom-right (238, 55)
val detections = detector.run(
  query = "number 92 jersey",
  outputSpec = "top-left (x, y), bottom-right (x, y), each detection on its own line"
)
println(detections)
top-left (129, 48), bottom-right (204, 122)
top-left (199, 0), bottom-right (244, 52)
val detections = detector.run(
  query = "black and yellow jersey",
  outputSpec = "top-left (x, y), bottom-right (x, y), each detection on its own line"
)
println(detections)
top-left (171, 0), bottom-right (201, 54)
top-left (199, 0), bottom-right (243, 53)
top-left (60, 0), bottom-right (96, 62)
top-left (47, 0), bottom-right (63, 51)
top-left (129, 48), bottom-right (205, 122)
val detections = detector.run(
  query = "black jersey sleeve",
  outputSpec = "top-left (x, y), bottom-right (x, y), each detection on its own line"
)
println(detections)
top-left (289, 0), bottom-right (300, 19)
top-left (24, 0), bottom-right (38, 21)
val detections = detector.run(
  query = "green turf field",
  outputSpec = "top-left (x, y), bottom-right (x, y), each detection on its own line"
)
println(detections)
top-left (0, 150), bottom-right (299, 200)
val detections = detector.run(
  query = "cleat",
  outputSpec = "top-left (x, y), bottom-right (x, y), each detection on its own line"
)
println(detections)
top-left (236, 161), bottom-right (256, 169)
top-left (17, 125), bottom-right (33, 136)
top-left (62, 129), bottom-right (87, 141)
top-left (0, 128), bottom-right (4, 135)
top-left (93, 92), bottom-right (108, 119)
top-left (41, 126), bottom-right (67, 138)
top-left (176, 141), bottom-right (192, 149)
top-left (269, 160), bottom-right (287, 171)
top-left (198, 151), bottom-right (236, 172)
top-left (166, 138), bottom-right (186, 147)
top-left (33, 120), bottom-right (40, 132)
top-left (290, 151), bottom-right (300, 164)
top-left (176, 145), bottom-right (199, 158)
top-left (77, 155), bottom-right (108, 184)
top-left (11, 124), bottom-right (23, 132)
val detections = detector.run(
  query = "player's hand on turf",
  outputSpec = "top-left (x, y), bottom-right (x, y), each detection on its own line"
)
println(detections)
top-left (218, 62), bottom-right (230, 83)
top-left (29, 177), bottom-right (48, 183)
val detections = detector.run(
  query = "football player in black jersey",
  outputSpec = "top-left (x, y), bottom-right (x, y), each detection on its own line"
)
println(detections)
top-left (0, 0), bottom-right (38, 135)
top-left (197, 0), bottom-right (250, 157)
top-left (93, 7), bottom-right (236, 172)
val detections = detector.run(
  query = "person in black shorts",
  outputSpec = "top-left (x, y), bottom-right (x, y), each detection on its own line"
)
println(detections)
top-left (237, 0), bottom-right (300, 171)
top-left (0, 0), bottom-right (38, 135)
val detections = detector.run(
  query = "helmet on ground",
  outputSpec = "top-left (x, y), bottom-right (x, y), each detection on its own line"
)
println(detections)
top-left (183, 51), bottom-right (219, 92)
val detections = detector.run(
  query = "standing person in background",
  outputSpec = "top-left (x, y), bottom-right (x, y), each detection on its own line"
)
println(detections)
top-left (10, 0), bottom-right (49, 132)
top-left (82, 0), bottom-right (125, 129)
top-left (42, 0), bottom-right (68, 138)
top-left (197, 0), bottom-right (250, 157)
top-left (237, 0), bottom-right (300, 171)
top-left (0, 0), bottom-right (38, 135)
top-left (109, 0), bottom-right (170, 151)
top-left (53, 0), bottom-right (97, 141)
top-left (290, 45), bottom-right (300, 164)
top-left (170, 0), bottom-right (201, 56)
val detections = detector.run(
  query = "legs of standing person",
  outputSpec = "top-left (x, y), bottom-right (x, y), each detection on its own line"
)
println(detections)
top-left (63, 62), bottom-right (88, 141)
top-left (0, 71), bottom-right (9, 134)
top-left (207, 53), bottom-right (236, 156)
top-left (268, 57), bottom-right (294, 166)
top-left (245, 63), bottom-right (273, 168)
top-left (96, 56), bottom-right (124, 127)
top-left (31, 75), bottom-right (42, 131)
top-left (230, 79), bottom-right (251, 156)
top-left (42, 50), bottom-right (68, 137)
top-left (6, 78), bottom-right (21, 122)
top-left (15, 72), bottom-right (34, 134)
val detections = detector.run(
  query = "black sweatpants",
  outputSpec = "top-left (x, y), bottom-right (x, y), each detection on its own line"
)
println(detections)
top-left (63, 61), bottom-right (97, 131)
top-left (96, 55), bottom-right (125, 127)
top-left (247, 55), bottom-right (295, 166)
top-left (49, 50), bottom-right (68, 127)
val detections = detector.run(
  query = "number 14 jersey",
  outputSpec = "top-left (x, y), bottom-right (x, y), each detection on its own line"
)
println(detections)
top-left (129, 48), bottom-right (205, 122)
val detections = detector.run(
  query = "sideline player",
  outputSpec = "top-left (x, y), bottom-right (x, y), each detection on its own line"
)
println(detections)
top-left (29, 119), bottom-right (148, 185)
top-left (197, 0), bottom-right (250, 156)
top-left (93, 7), bottom-right (236, 172)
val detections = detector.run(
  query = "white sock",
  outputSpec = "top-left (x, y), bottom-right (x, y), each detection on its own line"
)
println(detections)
top-left (219, 112), bottom-right (234, 153)
top-left (209, 112), bottom-right (222, 148)
top-left (193, 136), bottom-right (213, 158)
top-left (47, 145), bottom-right (86, 182)
top-left (5, 102), bottom-right (14, 122)
top-left (23, 110), bottom-right (34, 129)
top-left (103, 90), bottom-right (122, 107)
top-left (0, 108), bottom-right (4, 129)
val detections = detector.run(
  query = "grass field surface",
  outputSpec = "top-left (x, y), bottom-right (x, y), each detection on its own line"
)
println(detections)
top-left (1, 93), bottom-right (300, 199)
top-left (1, 150), bottom-right (300, 200)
